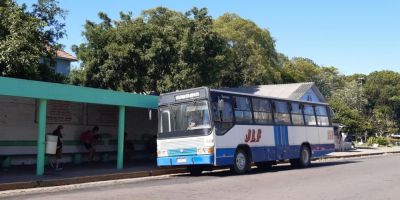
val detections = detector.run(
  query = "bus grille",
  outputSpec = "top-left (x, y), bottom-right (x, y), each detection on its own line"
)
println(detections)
top-left (168, 148), bottom-right (197, 156)
top-left (158, 137), bottom-right (204, 150)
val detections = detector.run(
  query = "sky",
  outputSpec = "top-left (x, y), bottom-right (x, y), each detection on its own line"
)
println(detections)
top-left (17, 0), bottom-right (400, 75)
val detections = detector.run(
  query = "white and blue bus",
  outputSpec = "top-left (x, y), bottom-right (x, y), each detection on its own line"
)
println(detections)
top-left (157, 87), bottom-right (334, 175)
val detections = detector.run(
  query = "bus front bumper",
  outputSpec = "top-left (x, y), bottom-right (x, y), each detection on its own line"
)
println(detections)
top-left (157, 155), bottom-right (214, 166)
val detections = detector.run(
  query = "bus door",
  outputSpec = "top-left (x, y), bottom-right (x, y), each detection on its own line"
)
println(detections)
top-left (274, 125), bottom-right (289, 160)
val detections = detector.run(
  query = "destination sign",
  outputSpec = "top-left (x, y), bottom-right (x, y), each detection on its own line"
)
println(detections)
top-left (175, 92), bottom-right (200, 101)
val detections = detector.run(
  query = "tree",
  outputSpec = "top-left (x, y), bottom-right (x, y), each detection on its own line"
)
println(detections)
top-left (364, 71), bottom-right (400, 130)
top-left (68, 67), bottom-right (85, 86)
top-left (328, 80), bottom-right (371, 140)
top-left (329, 97), bottom-right (370, 140)
top-left (330, 80), bottom-right (366, 112)
top-left (0, 0), bottom-right (66, 81)
top-left (371, 106), bottom-right (398, 136)
top-left (281, 57), bottom-right (344, 97)
top-left (73, 7), bottom-right (227, 93)
top-left (213, 13), bottom-right (281, 87)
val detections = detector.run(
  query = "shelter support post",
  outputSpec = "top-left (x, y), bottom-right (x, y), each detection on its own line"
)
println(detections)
top-left (36, 99), bottom-right (47, 176)
top-left (117, 106), bottom-right (126, 170)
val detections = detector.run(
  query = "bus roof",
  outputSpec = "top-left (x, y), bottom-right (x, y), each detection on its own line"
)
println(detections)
top-left (160, 86), bottom-right (329, 106)
top-left (210, 88), bottom-right (329, 106)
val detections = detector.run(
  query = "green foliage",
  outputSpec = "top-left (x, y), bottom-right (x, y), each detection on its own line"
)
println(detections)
top-left (371, 106), bottom-right (397, 136)
top-left (329, 97), bottom-right (369, 139)
top-left (0, 0), bottom-right (66, 81)
top-left (73, 7), bottom-right (227, 93)
top-left (367, 136), bottom-right (390, 147)
top-left (281, 57), bottom-right (344, 98)
top-left (213, 13), bottom-right (281, 87)
top-left (68, 68), bottom-right (85, 86)
top-left (364, 71), bottom-right (400, 134)
top-left (330, 80), bottom-right (366, 112)
top-left (328, 70), bottom-right (400, 140)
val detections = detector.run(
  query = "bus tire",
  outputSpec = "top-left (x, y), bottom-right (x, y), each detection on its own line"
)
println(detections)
top-left (231, 148), bottom-right (250, 174)
top-left (291, 145), bottom-right (311, 168)
top-left (187, 166), bottom-right (203, 176)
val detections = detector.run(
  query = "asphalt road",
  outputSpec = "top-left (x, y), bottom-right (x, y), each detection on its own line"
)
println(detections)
top-left (3, 154), bottom-right (400, 200)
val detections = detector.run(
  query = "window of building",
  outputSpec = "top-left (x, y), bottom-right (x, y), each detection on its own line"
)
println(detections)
top-left (303, 104), bottom-right (316, 126)
top-left (233, 96), bottom-right (252, 123)
top-left (252, 98), bottom-right (273, 124)
top-left (291, 103), bottom-right (304, 125)
top-left (273, 101), bottom-right (291, 125)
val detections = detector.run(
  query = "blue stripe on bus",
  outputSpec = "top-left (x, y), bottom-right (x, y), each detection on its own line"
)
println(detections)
top-left (274, 125), bottom-right (289, 160)
top-left (216, 146), bottom-right (276, 166)
top-left (215, 148), bottom-right (235, 166)
top-left (215, 143), bottom-right (335, 166)
top-left (156, 144), bottom-right (335, 167)
top-left (157, 155), bottom-right (214, 166)
top-left (311, 144), bottom-right (335, 157)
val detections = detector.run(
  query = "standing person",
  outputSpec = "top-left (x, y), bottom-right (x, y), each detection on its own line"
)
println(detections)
top-left (52, 125), bottom-right (64, 170)
top-left (80, 126), bottom-right (99, 161)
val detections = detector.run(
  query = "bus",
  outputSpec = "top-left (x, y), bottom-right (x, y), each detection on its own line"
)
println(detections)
top-left (156, 87), bottom-right (335, 175)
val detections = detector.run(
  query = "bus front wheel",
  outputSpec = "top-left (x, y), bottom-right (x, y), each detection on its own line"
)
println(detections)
top-left (231, 149), bottom-right (250, 174)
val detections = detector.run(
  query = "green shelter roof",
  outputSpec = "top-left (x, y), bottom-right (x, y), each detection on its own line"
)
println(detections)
top-left (0, 77), bottom-right (158, 108)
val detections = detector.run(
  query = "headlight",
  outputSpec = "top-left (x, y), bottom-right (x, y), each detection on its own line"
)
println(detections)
top-left (157, 150), bottom-right (168, 157)
top-left (197, 147), bottom-right (214, 154)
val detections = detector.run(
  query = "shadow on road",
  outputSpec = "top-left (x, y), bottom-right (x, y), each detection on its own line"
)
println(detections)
top-left (176, 160), bottom-right (360, 178)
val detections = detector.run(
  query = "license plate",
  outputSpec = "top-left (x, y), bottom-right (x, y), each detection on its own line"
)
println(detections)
top-left (177, 158), bottom-right (187, 163)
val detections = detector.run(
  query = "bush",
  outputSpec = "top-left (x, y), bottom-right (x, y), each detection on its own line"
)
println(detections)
top-left (367, 137), bottom-right (377, 146)
top-left (367, 136), bottom-right (390, 146)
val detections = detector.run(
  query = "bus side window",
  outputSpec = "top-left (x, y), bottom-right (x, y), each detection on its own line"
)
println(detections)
top-left (252, 98), bottom-right (273, 124)
top-left (213, 96), bottom-right (233, 135)
top-left (273, 101), bottom-right (291, 125)
top-left (304, 104), bottom-right (317, 126)
top-left (233, 96), bottom-right (252, 123)
top-left (291, 103), bottom-right (304, 125)
top-left (316, 106), bottom-right (329, 126)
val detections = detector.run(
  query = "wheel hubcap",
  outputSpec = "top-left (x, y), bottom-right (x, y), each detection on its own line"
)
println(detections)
top-left (236, 152), bottom-right (246, 170)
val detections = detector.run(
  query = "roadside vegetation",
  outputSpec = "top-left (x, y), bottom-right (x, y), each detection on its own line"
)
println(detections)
top-left (1, 0), bottom-right (399, 141)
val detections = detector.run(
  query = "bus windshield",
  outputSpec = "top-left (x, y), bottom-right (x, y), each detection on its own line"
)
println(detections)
top-left (159, 100), bottom-right (211, 133)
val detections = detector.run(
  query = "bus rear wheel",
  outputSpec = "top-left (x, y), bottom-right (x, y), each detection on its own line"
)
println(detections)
top-left (290, 145), bottom-right (311, 168)
top-left (231, 149), bottom-right (250, 174)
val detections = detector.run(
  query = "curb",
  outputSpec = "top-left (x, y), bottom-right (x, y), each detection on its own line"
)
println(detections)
top-left (315, 150), bottom-right (400, 161)
top-left (1, 151), bottom-right (400, 192)
top-left (0, 168), bottom-right (186, 192)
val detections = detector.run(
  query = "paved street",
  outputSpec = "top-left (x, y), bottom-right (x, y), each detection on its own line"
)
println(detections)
top-left (2, 154), bottom-right (400, 200)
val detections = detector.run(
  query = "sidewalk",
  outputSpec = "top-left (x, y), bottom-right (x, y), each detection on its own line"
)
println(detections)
top-left (326, 146), bottom-right (400, 158)
top-left (0, 159), bottom-right (185, 191)
top-left (1, 147), bottom-right (400, 191)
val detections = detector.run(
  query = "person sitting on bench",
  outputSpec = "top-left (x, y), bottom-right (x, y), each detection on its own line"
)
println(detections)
top-left (80, 126), bottom-right (99, 161)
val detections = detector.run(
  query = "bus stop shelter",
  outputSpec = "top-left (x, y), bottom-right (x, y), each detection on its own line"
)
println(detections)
top-left (0, 77), bottom-right (158, 176)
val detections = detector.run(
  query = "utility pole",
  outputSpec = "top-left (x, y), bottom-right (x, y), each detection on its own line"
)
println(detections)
top-left (357, 77), bottom-right (365, 142)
